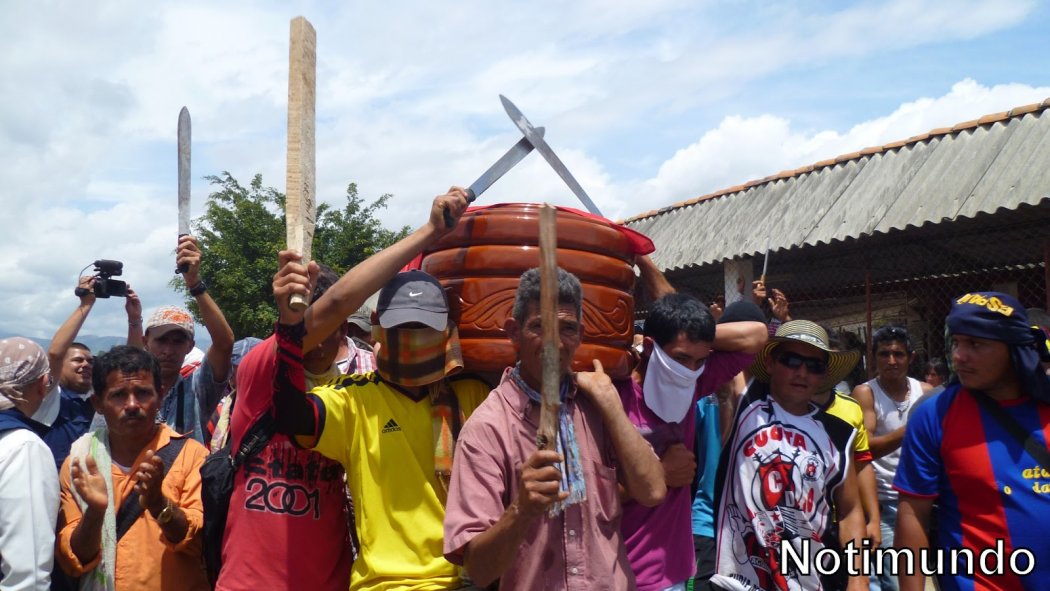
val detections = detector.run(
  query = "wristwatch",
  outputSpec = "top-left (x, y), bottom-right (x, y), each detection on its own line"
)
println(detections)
top-left (156, 499), bottom-right (175, 525)
top-left (188, 280), bottom-right (208, 297)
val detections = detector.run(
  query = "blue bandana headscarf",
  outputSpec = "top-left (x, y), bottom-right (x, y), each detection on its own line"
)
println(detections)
top-left (947, 292), bottom-right (1050, 403)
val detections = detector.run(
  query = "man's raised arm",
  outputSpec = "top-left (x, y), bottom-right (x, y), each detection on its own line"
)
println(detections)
top-left (636, 254), bottom-right (675, 302)
top-left (177, 235), bottom-right (234, 387)
top-left (271, 251), bottom-right (323, 443)
top-left (48, 276), bottom-right (97, 384)
top-left (713, 319), bottom-right (768, 354)
top-left (125, 285), bottom-right (144, 348)
top-left (269, 188), bottom-right (471, 440)
top-left (302, 187), bottom-right (468, 351)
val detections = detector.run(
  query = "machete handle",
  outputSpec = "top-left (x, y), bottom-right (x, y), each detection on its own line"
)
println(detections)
top-left (289, 293), bottom-right (310, 312)
top-left (175, 233), bottom-right (190, 274)
top-left (443, 188), bottom-right (477, 229)
top-left (758, 275), bottom-right (769, 310)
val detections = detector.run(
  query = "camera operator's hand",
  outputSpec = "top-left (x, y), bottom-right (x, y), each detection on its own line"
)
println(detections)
top-left (125, 285), bottom-right (145, 349)
top-left (75, 276), bottom-right (97, 305)
top-left (176, 235), bottom-right (203, 286)
top-left (125, 285), bottom-right (142, 320)
top-left (274, 250), bottom-right (319, 326)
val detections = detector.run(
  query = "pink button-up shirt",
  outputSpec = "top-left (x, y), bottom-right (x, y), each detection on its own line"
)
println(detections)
top-left (443, 368), bottom-right (636, 590)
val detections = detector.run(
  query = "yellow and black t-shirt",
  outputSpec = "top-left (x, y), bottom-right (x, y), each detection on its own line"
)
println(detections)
top-left (821, 392), bottom-right (872, 463)
top-left (309, 372), bottom-right (489, 591)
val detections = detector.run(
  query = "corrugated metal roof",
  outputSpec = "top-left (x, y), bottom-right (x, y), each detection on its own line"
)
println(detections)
top-left (624, 99), bottom-right (1050, 271)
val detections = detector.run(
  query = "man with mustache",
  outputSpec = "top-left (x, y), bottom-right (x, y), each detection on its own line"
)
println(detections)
top-left (56, 345), bottom-right (210, 590)
top-left (442, 267), bottom-right (668, 590)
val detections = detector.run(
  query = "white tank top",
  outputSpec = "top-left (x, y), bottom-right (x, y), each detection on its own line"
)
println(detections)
top-left (869, 376), bottom-right (922, 502)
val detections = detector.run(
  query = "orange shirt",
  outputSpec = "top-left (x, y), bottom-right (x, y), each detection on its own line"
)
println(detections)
top-left (57, 424), bottom-right (209, 591)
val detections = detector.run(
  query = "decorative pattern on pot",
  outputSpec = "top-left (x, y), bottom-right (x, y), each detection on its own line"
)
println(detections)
top-left (418, 203), bottom-right (654, 378)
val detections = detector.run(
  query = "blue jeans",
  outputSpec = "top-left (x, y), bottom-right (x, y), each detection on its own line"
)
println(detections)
top-left (870, 500), bottom-right (899, 591)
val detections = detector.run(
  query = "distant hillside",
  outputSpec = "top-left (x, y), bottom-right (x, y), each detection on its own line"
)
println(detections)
top-left (1, 330), bottom-right (213, 355)
top-left (65, 335), bottom-right (130, 353)
top-left (0, 333), bottom-right (128, 354)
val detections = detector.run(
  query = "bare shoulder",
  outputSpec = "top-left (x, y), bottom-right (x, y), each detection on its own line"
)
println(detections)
top-left (851, 383), bottom-right (875, 406)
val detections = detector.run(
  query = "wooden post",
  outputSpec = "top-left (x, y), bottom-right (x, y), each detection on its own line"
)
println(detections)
top-left (537, 204), bottom-right (561, 451)
top-left (286, 16), bottom-right (317, 311)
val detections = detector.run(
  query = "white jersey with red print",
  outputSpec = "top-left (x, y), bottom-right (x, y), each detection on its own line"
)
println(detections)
top-left (712, 389), bottom-right (856, 591)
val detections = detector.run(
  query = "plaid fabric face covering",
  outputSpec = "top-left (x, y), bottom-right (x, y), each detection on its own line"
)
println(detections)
top-left (373, 323), bottom-right (467, 498)
top-left (373, 324), bottom-right (462, 387)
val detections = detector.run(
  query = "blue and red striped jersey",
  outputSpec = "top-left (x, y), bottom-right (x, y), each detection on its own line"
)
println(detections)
top-left (895, 384), bottom-right (1050, 591)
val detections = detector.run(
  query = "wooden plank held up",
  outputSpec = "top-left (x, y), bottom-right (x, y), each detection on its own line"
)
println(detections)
top-left (286, 16), bottom-right (317, 311)
top-left (536, 204), bottom-right (561, 451)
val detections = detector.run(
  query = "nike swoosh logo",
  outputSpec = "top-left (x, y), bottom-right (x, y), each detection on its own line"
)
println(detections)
top-left (408, 291), bottom-right (423, 297)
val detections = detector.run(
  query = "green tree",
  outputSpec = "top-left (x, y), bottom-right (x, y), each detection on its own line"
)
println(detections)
top-left (313, 182), bottom-right (411, 273)
top-left (174, 172), bottom-right (410, 338)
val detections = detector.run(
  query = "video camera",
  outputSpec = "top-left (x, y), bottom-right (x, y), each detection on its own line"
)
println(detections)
top-left (74, 260), bottom-right (128, 299)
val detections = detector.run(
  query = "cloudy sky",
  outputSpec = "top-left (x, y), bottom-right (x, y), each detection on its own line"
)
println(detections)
top-left (3, 0), bottom-right (1049, 341)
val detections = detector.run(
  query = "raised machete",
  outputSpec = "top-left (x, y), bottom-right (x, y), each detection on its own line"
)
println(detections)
top-left (176, 106), bottom-right (191, 273)
top-left (442, 127), bottom-right (545, 228)
top-left (500, 95), bottom-right (603, 217)
top-left (760, 238), bottom-right (771, 284)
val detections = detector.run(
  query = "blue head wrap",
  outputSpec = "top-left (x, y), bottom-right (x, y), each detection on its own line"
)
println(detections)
top-left (947, 292), bottom-right (1050, 403)
top-left (232, 337), bottom-right (264, 368)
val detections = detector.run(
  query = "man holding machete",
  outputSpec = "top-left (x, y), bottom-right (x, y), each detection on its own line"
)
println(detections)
top-left (442, 267), bottom-right (666, 590)
top-left (142, 235), bottom-right (234, 445)
top-left (159, 106), bottom-right (234, 445)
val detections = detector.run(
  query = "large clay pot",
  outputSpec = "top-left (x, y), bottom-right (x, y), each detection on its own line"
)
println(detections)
top-left (420, 203), bottom-right (641, 378)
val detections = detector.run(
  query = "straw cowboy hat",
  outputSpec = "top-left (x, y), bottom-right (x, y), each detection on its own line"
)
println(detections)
top-left (751, 320), bottom-right (860, 393)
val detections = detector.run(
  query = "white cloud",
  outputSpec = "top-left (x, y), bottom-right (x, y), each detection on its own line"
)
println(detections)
top-left (634, 79), bottom-right (1050, 214)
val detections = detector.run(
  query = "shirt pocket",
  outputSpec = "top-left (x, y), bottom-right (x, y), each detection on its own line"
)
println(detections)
top-left (589, 460), bottom-right (622, 530)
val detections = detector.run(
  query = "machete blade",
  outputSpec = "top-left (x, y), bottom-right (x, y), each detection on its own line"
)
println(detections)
top-left (466, 127), bottom-right (544, 201)
top-left (176, 106), bottom-right (191, 273)
top-left (442, 128), bottom-right (544, 228)
top-left (499, 95), bottom-right (603, 217)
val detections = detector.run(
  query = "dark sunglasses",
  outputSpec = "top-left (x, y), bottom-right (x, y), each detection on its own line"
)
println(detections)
top-left (776, 351), bottom-right (828, 374)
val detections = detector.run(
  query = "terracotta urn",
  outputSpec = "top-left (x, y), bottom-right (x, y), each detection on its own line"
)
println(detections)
top-left (420, 203), bottom-right (651, 378)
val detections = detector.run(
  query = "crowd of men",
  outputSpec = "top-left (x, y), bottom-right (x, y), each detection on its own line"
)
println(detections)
top-left (1, 187), bottom-right (1048, 591)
